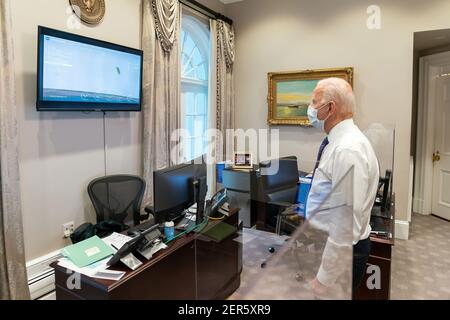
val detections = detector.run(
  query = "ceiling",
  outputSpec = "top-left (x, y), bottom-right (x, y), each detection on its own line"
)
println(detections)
top-left (217, 2), bottom-right (450, 52)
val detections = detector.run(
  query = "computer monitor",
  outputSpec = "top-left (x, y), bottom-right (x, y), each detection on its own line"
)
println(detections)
top-left (153, 158), bottom-right (207, 224)
top-left (381, 170), bottom-right (392, 212)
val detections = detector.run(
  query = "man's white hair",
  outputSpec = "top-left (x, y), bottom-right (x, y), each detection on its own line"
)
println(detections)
top-left (316, 77), bottom-right (355, 115)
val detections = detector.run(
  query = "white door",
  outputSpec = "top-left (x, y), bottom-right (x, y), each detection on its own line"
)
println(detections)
top-left (431, 74), bottom-right (450, 220)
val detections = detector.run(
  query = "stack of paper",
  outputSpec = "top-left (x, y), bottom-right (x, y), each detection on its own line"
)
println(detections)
top-left (102, 232), bottom-right (133, 251)
top-left (58, 232), bottom-right (169, 280)
top-left (58, 233), bottom-right (133, 281)
top-left (58, 256), bottom-right (126, 281)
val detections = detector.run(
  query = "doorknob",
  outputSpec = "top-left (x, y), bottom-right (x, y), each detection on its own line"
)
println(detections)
top-left (433, 151), bottom-right (441, 162)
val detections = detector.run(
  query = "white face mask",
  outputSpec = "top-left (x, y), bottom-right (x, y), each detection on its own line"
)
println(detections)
top-left (307, 102), bottom-right (331, 131)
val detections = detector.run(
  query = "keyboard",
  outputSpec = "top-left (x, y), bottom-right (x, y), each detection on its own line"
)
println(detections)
top-left (175, 213), bottom-right (196, 230)
top-left (127, 220), bottom-right (158, 235)
top-left (371, 206), bottom-right (391, 219)
top-left (370, 216), bottom-right (392, 238)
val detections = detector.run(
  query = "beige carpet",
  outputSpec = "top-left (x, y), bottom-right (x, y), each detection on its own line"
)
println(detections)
top-left (391, 213), bottom-right (450, 300)
top-left (230, 227), bottom-right (352, 300)
top-left (231, 213), bottom-right (450, 300)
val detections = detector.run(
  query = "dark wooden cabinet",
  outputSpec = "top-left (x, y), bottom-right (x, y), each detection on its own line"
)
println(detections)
top-left (52, 209), bottom-right (242, 300)
top-left (196, 211), bottom-right (242, 299)
top-left (355, 195), bottom-right (395, 300)
top-left (356, 247), bottom-right (392, 300)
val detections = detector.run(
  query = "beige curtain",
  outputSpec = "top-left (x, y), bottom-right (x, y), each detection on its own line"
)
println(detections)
top-left (0, 0), bottom-right (30, 300)
top-left (142, 0), bottom-right (181, 205)
top-left (206, 19), bottom-right (235, 195)
top-left (206, 20), bottom-right (218, 195)
top-left (214, 19), bottom-right (235, 162)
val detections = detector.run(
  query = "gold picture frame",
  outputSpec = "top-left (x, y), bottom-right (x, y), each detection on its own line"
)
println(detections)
top-left (267, 67), bottom-right (354, 126)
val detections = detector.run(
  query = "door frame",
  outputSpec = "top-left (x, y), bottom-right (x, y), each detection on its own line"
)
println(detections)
top-left (413, 51), bottom-right (450, 215)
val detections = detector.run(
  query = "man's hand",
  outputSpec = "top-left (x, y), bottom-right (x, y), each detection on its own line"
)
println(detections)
top-left (310, 277), bottom-right (329, 299)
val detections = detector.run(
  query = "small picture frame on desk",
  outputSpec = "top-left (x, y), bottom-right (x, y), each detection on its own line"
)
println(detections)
top-left (232, 152), bottom-right (253, 170)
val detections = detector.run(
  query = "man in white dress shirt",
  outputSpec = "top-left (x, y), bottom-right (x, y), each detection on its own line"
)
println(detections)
top-left (306, 78), bottom-right (379, 299)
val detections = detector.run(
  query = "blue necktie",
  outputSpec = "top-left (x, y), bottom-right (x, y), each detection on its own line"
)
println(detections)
top-left (312, 137), bottom-right (329, 178)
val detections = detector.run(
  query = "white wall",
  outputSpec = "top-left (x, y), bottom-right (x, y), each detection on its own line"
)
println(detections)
top-left (11, 0), bottom-right (142, 260)
top-left (226, 0), bottom-right (450, 223)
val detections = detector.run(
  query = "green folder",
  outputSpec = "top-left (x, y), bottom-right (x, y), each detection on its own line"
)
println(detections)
top-left (203, 222), bottom-right (237, 243)
top-left (62, 235), bottom-right (114, 268)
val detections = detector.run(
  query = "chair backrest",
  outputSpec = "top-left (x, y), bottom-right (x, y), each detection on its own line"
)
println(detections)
top-left (259, 156), bottom-right (299, 203)
top-left (87, 175), bottom-right (145, 227)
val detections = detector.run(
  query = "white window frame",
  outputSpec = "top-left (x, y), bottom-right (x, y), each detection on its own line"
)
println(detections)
top-left (180, 12), bottom-right (211, 162)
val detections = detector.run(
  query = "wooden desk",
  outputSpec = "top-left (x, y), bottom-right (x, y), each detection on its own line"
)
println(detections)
top-left (52, 208), bottom-right (242, 300)
top-left (355, 195), bottom-right (395, 300)
top-left (196, 209), bottom-right (242, 299)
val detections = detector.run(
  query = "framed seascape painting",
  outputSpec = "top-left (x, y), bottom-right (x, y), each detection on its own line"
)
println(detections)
top-left (267, 67), bottom-right (354, 126)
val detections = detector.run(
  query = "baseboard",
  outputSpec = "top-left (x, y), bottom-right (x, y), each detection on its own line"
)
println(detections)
top-left (408, 157), bottom-right (414, 222)
top-left (38, 291), bottom-right (56, 300)
top-left (413, 197), bottom-right (424, 214)
top-left (395, 220), bottom-right (409, 240)
top-left (26, 249), bottom-right (62, 300)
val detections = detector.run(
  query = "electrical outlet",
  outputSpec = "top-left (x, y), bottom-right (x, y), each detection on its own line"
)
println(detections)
top-left (63, 222), bottom-right (75, 238)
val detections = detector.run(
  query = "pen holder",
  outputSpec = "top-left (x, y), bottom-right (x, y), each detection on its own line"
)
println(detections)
top-left (164, 221), bottom-right (175, 241)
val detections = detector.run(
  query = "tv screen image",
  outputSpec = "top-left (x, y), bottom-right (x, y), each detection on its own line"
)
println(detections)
top-left (37, 26), bottom-right (143, 112)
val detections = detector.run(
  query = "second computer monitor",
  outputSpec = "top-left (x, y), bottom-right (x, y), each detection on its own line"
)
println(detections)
top-left (153, 158), bottom-right (206, 224)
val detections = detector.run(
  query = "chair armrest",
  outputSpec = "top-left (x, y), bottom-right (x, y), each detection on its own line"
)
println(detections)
top-left (140, 212), bottom-right (150, 221)
top-left (267, 201), bottom-right (299, 216)
top-left (139, 204), bottom-right (154, 222)
top-left (144, 205), bottom-right (155, 215)
top-left (267, 201), bottom-right (293, 209)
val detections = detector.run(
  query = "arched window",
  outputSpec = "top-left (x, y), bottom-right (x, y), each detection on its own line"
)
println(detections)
top-left (181, 13), bottom-right (210, 161)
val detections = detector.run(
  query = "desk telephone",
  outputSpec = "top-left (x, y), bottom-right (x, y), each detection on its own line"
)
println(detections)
top-left (107, 224), bottom-right (162, 267)
top-left (205, 188), bottom-right (230, 219)
top-left (218, 202), bottom-right (230, 216)
top-left (133, 228), bottom-right (162, 251)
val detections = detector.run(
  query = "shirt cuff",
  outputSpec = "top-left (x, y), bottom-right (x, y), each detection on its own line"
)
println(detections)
top-left (316, 264), bottom-right (338, 288)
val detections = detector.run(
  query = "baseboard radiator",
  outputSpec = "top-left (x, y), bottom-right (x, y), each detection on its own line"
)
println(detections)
top-left (26, 250), bottom-right (62, 300)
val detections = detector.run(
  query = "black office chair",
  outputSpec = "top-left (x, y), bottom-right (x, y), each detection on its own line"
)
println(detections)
top-left (259, 156), bottom-right (300, 232)
top-left (259, 157), bottom-right (326, 282)
top-left (259, 156), bottom-right (303, 268)
top-left (87, 175), bottom-right (150, 228)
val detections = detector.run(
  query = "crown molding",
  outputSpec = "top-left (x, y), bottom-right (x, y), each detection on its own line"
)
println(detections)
top-left (220, 0), bottom-right (245, 4)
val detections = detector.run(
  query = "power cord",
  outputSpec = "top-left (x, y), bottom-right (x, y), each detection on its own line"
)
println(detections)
top-left (208, 215), bottom-right (226, 221)
top-left (102, 111), bottom-right (107, 176)
top-left (81, 110), bottom-right (107, 176)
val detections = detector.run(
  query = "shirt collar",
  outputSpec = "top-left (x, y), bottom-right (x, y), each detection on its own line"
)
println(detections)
top-left (327, 118), bottom-right (355, 143)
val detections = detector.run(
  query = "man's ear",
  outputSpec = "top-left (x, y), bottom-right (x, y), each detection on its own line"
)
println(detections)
top-left (329, 101), bottom-right (337, 115)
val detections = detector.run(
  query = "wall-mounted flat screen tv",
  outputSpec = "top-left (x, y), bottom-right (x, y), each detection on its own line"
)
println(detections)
top-left (36, 26), bottom-right (143, 112)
